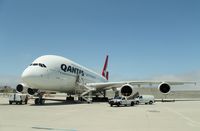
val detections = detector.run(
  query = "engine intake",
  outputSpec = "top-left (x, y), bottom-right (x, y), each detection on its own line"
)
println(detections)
top-left (27, 88), bottom-right (38, 95)
top-left (120, 84), bottom-right (134, 97)
top-left (16, 84), bottom-right (23, 92)
top-left (158, 83), bottom-right (171, 94)
top-left (16, 83), bottom-right (29, 92)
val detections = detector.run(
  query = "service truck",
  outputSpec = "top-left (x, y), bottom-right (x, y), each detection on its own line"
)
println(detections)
top-left (135, 95), bottom-right (155, 105)
top-left (9, 93), bottom-right (28, 105)
top-left (109, 96), bottom-right (135, 107)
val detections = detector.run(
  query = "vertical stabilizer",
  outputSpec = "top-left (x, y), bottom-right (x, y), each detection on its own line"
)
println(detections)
top-left (102, 55), bottom-right (109, 80)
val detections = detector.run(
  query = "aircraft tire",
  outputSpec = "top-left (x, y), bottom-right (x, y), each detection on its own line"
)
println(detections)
top-left (131, 102), bottom-right (134, 106)
top-left (35, 98), bottom-right (40, 105)
top-left (149, 101), bottom-right (153, 105)
top-left (40, 99), bottom-right (45, 105)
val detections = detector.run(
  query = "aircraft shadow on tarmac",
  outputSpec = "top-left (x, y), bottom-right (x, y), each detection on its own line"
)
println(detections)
top-left (0, 102), bottom-right (86, 106)
top-left (30, 101), bottom-right (87, 106)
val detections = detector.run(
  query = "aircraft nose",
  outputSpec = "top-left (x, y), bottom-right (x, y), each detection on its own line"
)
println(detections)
top-left (21, 67), bottom-right (46, 85)
top-left (22, 68), bottom-right (37, 83)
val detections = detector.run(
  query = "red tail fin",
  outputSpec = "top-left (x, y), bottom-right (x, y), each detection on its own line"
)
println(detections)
top-left (102, 55), bottom-right (109, 80)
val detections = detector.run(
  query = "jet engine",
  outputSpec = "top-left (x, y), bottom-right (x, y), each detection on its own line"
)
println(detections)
top-left (27, 88), bottom-right (38, 95)
top-left (158, 82), bottom-right (171, 94)
top-left (16, 83), bottom-right (27, 92)
top-left (119, 84), bottom-right (136, 97)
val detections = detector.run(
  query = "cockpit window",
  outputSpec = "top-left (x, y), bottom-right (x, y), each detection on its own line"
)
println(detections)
top-left (30, 63), bottom-right (47, 68)
top-left (39, 63), bottom-right (43, 67)
top-left (43, 64), bottom-right (47, 67)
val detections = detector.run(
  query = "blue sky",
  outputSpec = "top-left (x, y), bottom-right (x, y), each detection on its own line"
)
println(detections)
top-left (0, 0), bottom-right (200, 86)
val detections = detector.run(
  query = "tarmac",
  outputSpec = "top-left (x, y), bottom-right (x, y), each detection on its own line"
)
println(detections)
top-left (1, 97), bottom-right (200, 131)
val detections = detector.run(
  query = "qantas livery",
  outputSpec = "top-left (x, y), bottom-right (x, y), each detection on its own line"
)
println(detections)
top-left (16, 55), bottom-right (195, 104)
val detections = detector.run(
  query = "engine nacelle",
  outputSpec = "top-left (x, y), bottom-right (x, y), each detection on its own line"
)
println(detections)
top-left (27, 88), bottom-right (38, 95)
top-left (120, 84), bottom-right (135, 97)
top-left (158, 82), bottom-right (171, 94)
top-left (16, 83), bottom-right (28, 92)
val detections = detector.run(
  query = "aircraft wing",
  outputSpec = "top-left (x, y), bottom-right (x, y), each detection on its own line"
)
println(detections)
top-left (86, 81), bottom-right (196, 90)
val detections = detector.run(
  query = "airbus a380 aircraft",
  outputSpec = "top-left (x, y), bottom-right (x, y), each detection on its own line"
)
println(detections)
top-left (16, 55), bottom-right (195, 105)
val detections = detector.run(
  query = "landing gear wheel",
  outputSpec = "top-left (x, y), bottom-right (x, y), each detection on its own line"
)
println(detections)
top-left (149, 101), bottom-right (153, 105)
top-left (35, 92), bottom-right (45, 105)
top-left (35, 98), bottom-right (45, 105)
top-left (40, 99), bottom-right (45, 105)
top-left (35, 98), bottom-right (40, 105)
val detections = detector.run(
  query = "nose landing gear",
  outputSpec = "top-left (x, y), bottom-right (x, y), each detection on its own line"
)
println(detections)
top-left (34, 93), bottom-right (45, 105)
top-left (34, 98), bottom-right (45, 105)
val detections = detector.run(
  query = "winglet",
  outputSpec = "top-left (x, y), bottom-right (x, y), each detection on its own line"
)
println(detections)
top-left (102, 55), bottom-right (109, 80)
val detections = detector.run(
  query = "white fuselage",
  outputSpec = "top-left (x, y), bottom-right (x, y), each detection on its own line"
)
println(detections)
top-left (22, 55), bottom-right (107, 93)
